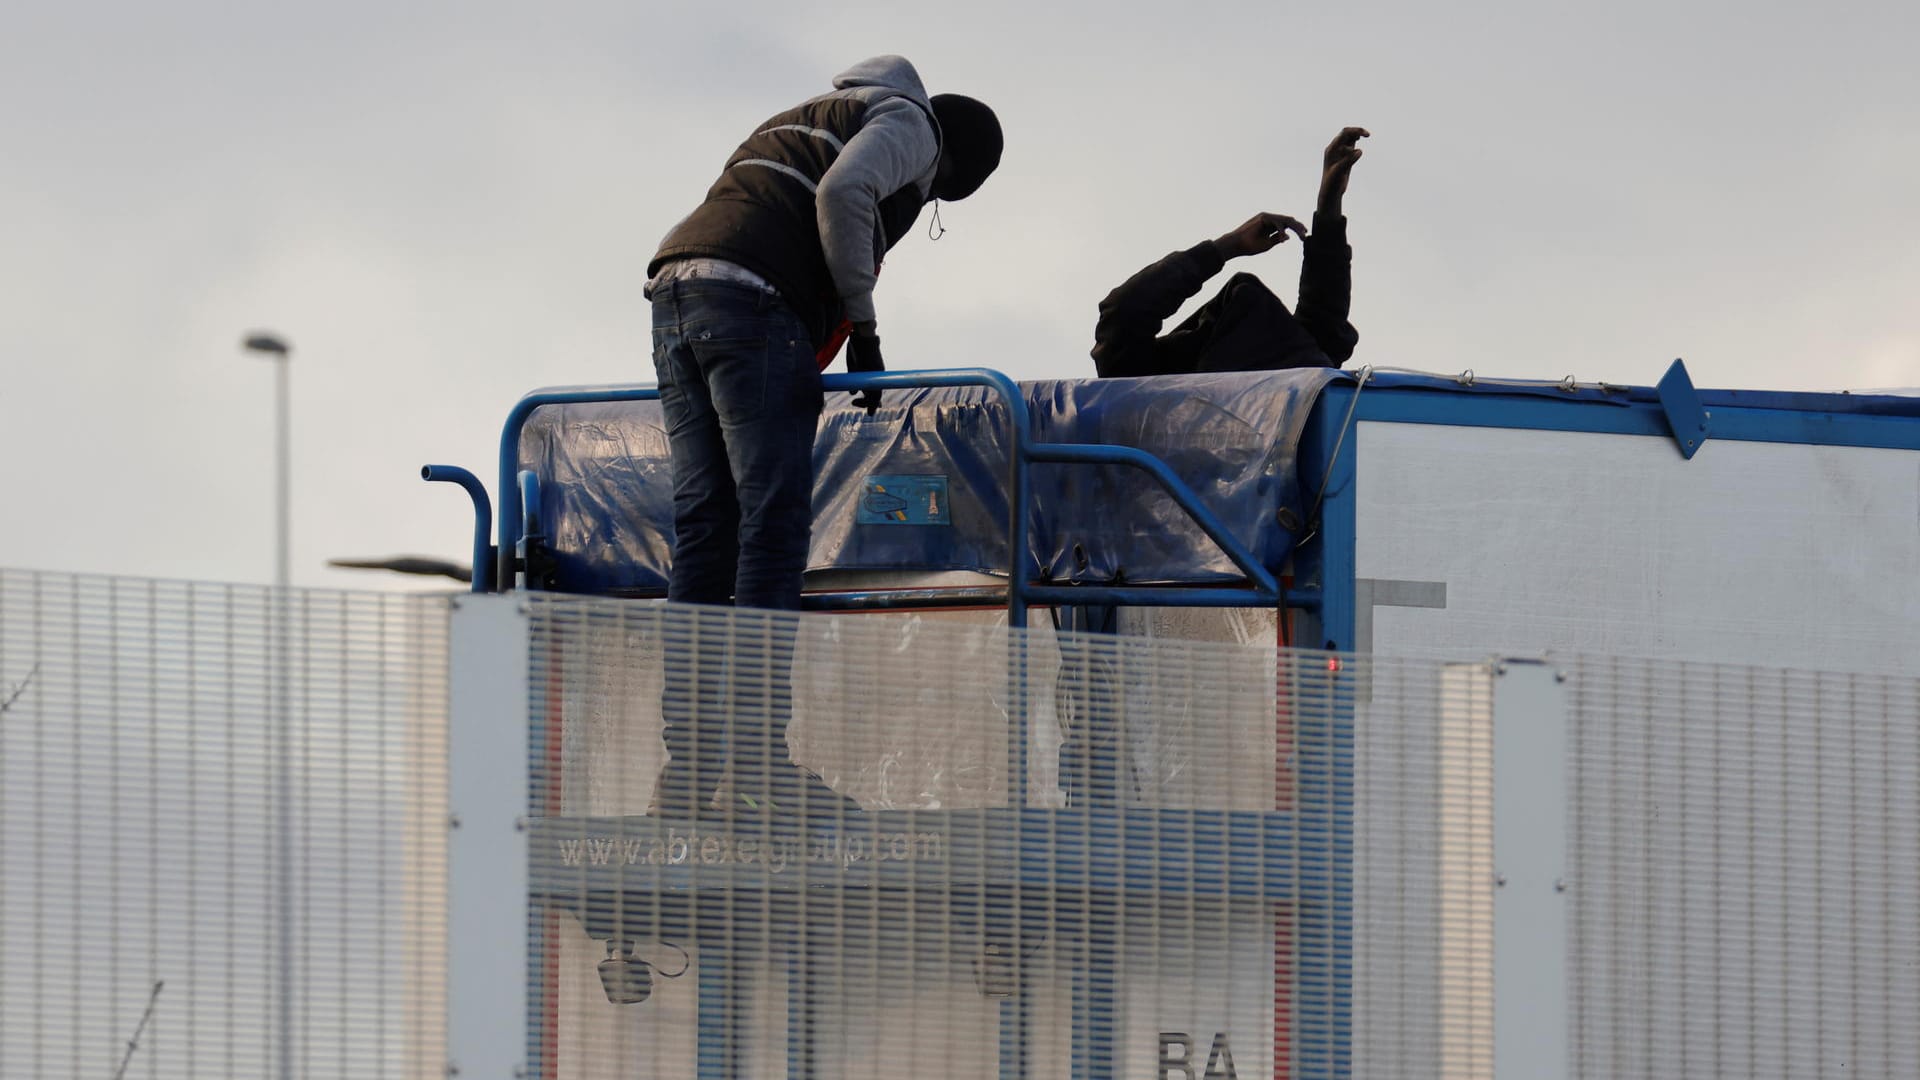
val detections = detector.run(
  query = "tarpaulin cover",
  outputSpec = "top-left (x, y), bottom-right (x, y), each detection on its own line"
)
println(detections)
top-left (517, 369), bottom-right (1344, 595)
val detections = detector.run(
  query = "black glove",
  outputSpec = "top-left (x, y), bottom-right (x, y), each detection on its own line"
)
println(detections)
top-left (846, 326), bottom-right (884, 414)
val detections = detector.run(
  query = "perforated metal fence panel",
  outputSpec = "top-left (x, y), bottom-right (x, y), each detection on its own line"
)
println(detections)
top-left (1567, 657), bottom-right (1920, 1080)
top-left (12, 568), bottom-right (1916, 1080)
top-left (520, 596), bottom-right (1496, 1080)
top-left (0, 569), bottom-right (450, 1080)
top-left (1352, 660), bottom-right (1498, 1080)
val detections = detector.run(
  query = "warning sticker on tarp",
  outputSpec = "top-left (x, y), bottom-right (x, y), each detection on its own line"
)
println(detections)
top-left (858, 475), bottom-right (950, 526)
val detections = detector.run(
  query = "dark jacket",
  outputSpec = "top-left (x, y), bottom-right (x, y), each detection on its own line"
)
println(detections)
top-left (649, 56), bottom-right (940, 348)
top-left (1091, 210), bottom-right (1358, 378)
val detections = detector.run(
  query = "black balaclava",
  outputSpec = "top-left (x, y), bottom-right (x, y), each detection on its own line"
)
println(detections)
top-left (930, 94), bottom-right (1003, 200)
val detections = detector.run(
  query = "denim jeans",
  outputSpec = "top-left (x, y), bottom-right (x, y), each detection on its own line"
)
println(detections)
top-left (649, 278), bottom-right (823, 610)
top-left (649, 279), bottom-right (825, 814)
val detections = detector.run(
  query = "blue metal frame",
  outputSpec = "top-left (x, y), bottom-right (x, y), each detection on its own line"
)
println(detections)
top-left (493, 383), bottom-right (664, 593)
top-left (1330, 383), bottom-right (1920, 452)
top-left (1024, 442), bottom-right (1281, 598)
top-left (420, 464), bottom-right (493, 593)
top-left (518, 470), bottom-right (543, 538)
top-left (486, 369), bottom-right (1288, 623)
top-left (1287, 387), bottom-right (1360, 1080)
top-left (1296, 385), bottom-right (1360, 653)
top-left (1279, 657), bottom-right (1353, 1080)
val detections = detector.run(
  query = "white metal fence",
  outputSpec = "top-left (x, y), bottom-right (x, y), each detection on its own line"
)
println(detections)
top-left (1567, 657), bottom-right (1920, 1079)
top-left (520, 597), bottom-right (1292, 1078)
top-left (508, 596), bottom-right (1495, 1080)
top-left (5, 570), bottom-right (1917, 1079)
top-left (0, 569), bottom-right (449, 1080)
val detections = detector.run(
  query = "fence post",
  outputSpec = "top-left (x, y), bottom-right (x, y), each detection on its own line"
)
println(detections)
top-left (447, 594), bottom-right (532, 1079)
top-left (1491, 658), bottom-right (1570, 1079)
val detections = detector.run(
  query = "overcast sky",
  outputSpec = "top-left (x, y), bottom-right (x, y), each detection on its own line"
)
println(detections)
top-left (3, 0), bottom-right (1915, 591)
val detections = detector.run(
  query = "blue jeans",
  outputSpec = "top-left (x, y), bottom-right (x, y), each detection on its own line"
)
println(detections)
top-left (649, 279), bottom-right (823, 610)
top-left (650, 279), bottom-right (825, 814)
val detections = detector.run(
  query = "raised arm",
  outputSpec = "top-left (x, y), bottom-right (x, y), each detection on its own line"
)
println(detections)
top-left (1298, 127), bottom-right (1369, 364)
top-left (1092, 213), bottom-right (1308, 377)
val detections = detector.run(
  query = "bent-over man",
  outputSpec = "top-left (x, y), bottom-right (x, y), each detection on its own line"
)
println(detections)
top-left (645, 55), bottom-right (1003, 817)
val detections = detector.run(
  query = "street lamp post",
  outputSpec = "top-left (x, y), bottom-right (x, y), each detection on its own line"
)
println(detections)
top-left (242, 331), bottom-right (293, 1080)
top-left (243, 333), bottom-right (291, 594)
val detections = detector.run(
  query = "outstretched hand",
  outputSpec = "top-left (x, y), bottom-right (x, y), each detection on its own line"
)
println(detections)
top-left (1214, 212), bottom-right (1308, 260)
top-left (1319, 126), bottom-right (1370, 213)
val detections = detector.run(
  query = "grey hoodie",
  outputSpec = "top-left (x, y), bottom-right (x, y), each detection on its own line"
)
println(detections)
top-left (650, 55), bottom-right (944, 340)
top-left (811, 55), bottom-right (942, 327)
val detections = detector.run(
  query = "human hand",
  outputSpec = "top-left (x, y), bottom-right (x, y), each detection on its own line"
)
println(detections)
top-left (1319, 126), bottom-right (1370, 213)
top-left (846, 326), bottom-right (884, 414)
top-left (1213, 212), bottom-right (1308, 259)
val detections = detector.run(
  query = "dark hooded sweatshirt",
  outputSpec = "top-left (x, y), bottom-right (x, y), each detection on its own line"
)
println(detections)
top-left (1091, 210), bottom-right (1358, 378)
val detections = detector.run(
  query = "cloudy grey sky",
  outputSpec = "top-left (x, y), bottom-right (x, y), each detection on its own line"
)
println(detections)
top-left (3, 0), bottom-right (1916, 590)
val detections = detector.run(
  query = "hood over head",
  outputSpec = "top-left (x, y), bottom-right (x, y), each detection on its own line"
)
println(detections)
top-left (832, 55), bottom-right (933, 109)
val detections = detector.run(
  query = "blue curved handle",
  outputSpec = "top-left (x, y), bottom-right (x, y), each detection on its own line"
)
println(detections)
top-left (517, 471), bottom-right (543, 539)
top-left (421, 464), bottom-right (493, 594)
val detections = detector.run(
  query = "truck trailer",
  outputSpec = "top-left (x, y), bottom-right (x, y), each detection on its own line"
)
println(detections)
top-left (431, 361), bottom-right (1920, 1079)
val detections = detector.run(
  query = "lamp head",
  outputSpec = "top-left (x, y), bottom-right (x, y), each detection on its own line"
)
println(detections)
top-left (243, 332), bottom-right (291, 357)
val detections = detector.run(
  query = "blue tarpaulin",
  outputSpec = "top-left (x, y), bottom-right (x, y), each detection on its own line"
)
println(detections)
top-left (517, 370), bottom-right (1345, 595)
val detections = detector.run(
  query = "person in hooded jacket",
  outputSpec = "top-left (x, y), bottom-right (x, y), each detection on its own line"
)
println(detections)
top-left (644, 56), bottom-right (1002, 817)
top-left (1091, 127), bottom-right (1368, 378)
top-left (647, 54), bottom-right (1002, 610)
